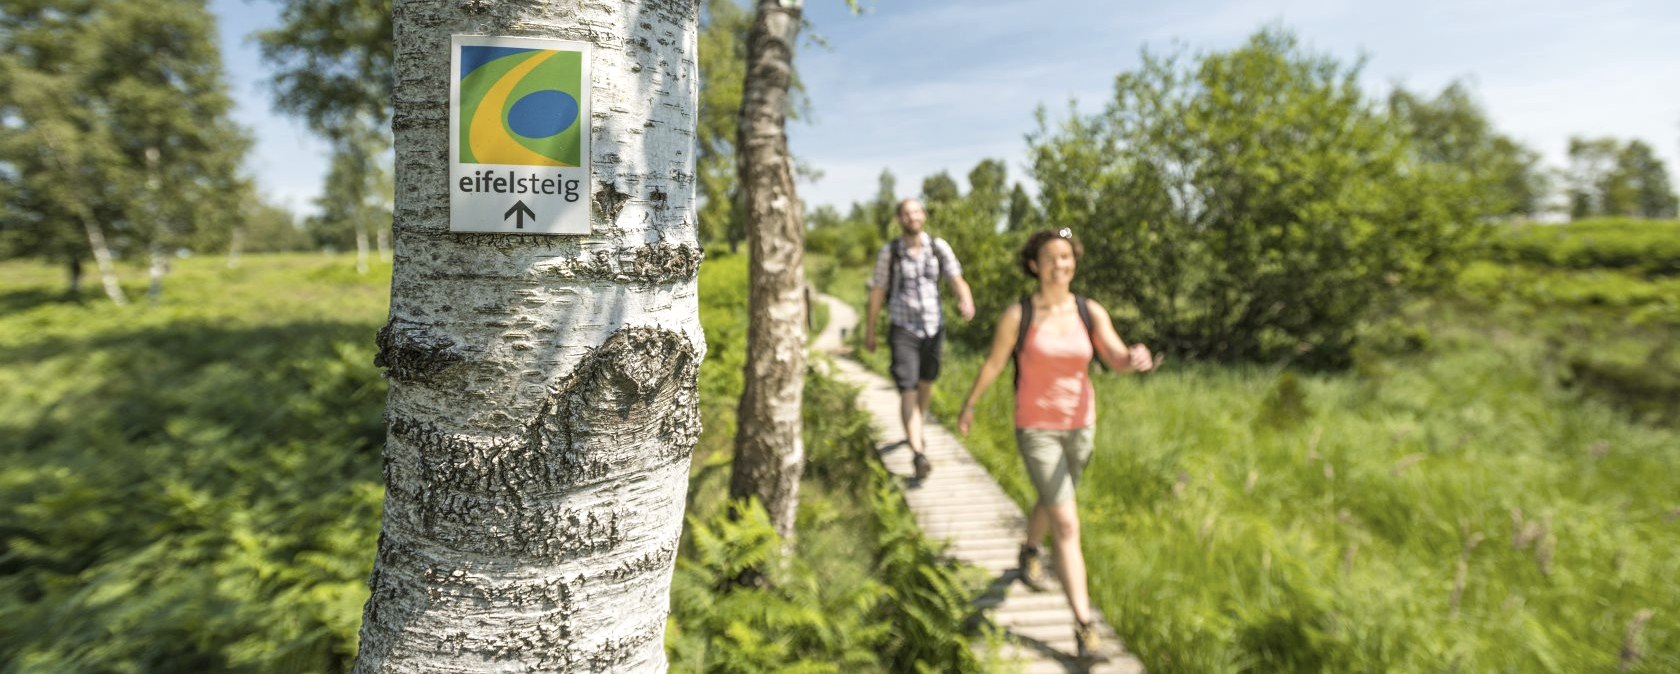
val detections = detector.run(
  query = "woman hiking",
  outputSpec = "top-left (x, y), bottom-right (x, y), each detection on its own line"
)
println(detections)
top-left (955, 228), bottom-right (1155, 662)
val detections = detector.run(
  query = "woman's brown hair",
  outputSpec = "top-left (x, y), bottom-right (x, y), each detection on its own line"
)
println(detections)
top-left (1019, 228), bottom-right (1084, 277)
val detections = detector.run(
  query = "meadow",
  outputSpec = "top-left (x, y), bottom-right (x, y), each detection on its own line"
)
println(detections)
top-left (0, 255), bottom-right (391, 671)
top-left (828, 220), bottom-right (1680, 672)
top-left (0, 251), bottom-right (981, 673)
top-left (4, 217), bottom-right (1675, 673)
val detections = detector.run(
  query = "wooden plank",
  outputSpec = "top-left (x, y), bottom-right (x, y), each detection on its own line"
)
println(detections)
top-left (815, 294), bottom-right (1145, 674)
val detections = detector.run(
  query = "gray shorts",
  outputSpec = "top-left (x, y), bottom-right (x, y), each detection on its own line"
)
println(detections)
top-left (1016, 426), bottom-right (1095, 506)
top-left (888, 325), bottom-right (944, 392)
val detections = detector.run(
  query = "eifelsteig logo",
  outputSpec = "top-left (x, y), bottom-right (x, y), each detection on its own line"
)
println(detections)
top-left (458, 46), bottom-right (584, 167)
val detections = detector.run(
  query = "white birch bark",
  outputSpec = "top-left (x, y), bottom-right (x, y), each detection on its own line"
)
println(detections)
top-left (354, 2), bottom-right (702, 672)
top-left (227, 226), bottom-right (244, 269)
top-left (376, 219), bottom-right (391, 261)
top-left (728, 0), bottom-right (806, 541)
top-left (39, 132), bottom-right (128, 305)
top-left (80, 214), bottom-right (127, 306)
top-left (355, 218), bottom-right (371, 275)
top-left (146, 244), bottom-right (168, 303)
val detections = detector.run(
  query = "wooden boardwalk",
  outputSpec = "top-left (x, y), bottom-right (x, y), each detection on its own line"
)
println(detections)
top-left (814, 295), bottom-right (1144, 674)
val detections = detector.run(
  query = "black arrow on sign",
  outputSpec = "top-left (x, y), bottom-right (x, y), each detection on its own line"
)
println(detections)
top-left (504, 200), bottom-right (536, 229)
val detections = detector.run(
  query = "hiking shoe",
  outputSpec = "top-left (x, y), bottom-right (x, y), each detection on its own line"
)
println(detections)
top-left (912, 453), bottom-right (932, 480)
top-left (1017, 544), bottom-right (1048, 592)
top-left (1075, 621), bottom-right (1109, 663)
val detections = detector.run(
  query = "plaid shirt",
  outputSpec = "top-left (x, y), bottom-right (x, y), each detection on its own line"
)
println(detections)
top-left (868, 233), bottom-right (962, 338)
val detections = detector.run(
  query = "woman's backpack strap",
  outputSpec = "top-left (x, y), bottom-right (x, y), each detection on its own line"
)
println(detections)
top-left (1012, 295), bottom-right (1033, 390)
top-left (1074, 294), bottom-right (1108, 371)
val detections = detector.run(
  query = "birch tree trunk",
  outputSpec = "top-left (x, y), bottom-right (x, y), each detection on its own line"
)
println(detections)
top-left (227, 226), bottom-right (244, 269)
top-left (80, 214), bottom-right (127, 306)
top-left (39, 132), bottom-right (127, 305)
top-left (146, 243), bottom-right (169, 303)
top-left (354, 2), bottom-right (702, 672)
top-left (66, 256), bottom-right (83, 297)
top-left (354, 218), bottom-right (370, 275)
top-left (376, 219), bottom-right (391, 260)
top-left (728, 0), bottom-right (805, 540)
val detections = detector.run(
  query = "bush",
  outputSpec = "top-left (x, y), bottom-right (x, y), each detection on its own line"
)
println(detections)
top-left (667, 367), bottom-right (987, 673)
top-left (1024, 28), bottom-right (1485, 367)
top-left (924, 199), bottom-right (1030, 351)
top-left (1485, 218), bottom-right (1680, 276)
top-left (806, 220), bottom-right (886, 270)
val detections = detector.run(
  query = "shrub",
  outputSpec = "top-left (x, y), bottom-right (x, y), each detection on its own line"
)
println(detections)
top-left (1485, 218), bottom-right (1680, 276)
top-left (1025, 28), bottom-right (1485, 367)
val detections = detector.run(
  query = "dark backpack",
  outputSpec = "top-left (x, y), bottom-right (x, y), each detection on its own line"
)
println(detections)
top-left (1012, 294), bottom-right (1100, 390)
top-left (887, 236), bottom-right (948, 300)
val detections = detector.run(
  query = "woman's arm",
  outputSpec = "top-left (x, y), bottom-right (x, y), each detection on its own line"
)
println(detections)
top-left (957, 303), bottom-right (1023, 436)
top-left (1088, 299), bottom-right (1153, 373)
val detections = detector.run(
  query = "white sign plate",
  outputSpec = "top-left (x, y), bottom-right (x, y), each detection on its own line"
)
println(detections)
top-left (449, 35), bottom-right (592, 234)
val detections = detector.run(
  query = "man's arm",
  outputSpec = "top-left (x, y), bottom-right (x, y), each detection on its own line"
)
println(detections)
top-left (949, 274), bottom-right (975, 321)
top-left (934, 239), bottom-right (975, 321)
top-left (865, 243), bottom-right (893, 352)
top-left (865, 286), bottom-right (886, 352)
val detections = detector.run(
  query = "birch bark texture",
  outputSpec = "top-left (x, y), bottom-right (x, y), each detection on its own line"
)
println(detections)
top-left (728, 0), bottom-right (806, 540)
top-left (355, 2), bottom-right (702, 672)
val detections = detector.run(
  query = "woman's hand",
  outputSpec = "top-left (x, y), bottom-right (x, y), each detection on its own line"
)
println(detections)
top-left (1128, 343), bottom-right (1155, 372)
top-left (957, 405), bottom-right (976, 436)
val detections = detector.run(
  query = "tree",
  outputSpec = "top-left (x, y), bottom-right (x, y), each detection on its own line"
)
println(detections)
top-left (1389, 82), bottom-right (1546, 218)
top-left (259, 0), bottom-right (393, 134)
top-left (1564, 137), bottom-right (1678, 219)
top-left (926, 160), bottom-right (1030, 350)
top-left (920, 170), bottom-right (961, 207)
top-left (1609, 140), bottom-right (1678, 218)
top-left (1006, 182), bottom-right (1039, 232)
top-left (697, 0), bottom-right (751, 250)
top-left (965, 157), bottom-right (1008, 227)
top-left (234, 197), bottom-right (310, 256)
top-left (259, 0), bottom-right (395, 256)
top-left (807, 203), bottom-right (843, 230)
top-left (98, 0), bottom-right (250, 301)
top-left (0, 0), bottom-right (251, 302)
top-left (0, 0), bottom-right (126, 302)
top-left (872, 167), bottom-right (897, 239)
top-left (1028, 28), bottom-right (1481, 366)
top-left (728, 0), bottom-right (808, 541)
top-left (308, 123), bottom-right (391, 272)
top-left (1567, 136), bottom-right (1621, 219)
top-left (353, 2), bottom-right (702, 671)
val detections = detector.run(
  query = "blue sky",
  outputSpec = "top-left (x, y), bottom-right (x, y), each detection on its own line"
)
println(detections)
top-left (212, 0), bottom-right (328, 214)
top-left (212, 0), bottom-right (1680, 216)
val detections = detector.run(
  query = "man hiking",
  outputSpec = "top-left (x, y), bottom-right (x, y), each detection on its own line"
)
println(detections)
top-left (864, 197), bottom-right (975, 481)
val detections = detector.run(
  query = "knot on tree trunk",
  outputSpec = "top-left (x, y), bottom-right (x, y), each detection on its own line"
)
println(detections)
top-left (375, 317), bottom-right (468, 383)
top-left (527, 326), bottom-right (703, 476)
top-left (545, 326), bottom-right (700, 422)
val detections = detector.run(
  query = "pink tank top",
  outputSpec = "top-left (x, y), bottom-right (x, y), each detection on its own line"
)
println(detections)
top-left (1015, 313), bottom-right (1096, 430)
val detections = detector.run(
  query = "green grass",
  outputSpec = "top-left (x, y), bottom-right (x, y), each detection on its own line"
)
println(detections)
top-left (1, 250), bottom-right (982, 673)
top-left (1451, 259), bottom-right (1680, 424)
top-left (1, 253), bottom-right (391, 672)
top-left (840, 277), bottom-right (1680, 672)
top-left (828, 221), bottom-right (1680, 671)
top-left (676, 248), bottom-right (994, 672)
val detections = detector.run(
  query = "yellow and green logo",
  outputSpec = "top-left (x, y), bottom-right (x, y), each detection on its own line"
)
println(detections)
top-left (459, 46), bottom-right (584, 167)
